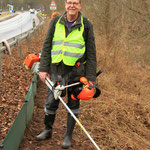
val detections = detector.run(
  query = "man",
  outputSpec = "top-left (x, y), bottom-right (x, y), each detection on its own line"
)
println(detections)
top-left (36, 0), bottom-right (97, 149)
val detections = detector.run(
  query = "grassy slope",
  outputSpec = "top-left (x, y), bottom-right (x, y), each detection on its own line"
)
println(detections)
top-left (79, 1), bottom-right (150, 149)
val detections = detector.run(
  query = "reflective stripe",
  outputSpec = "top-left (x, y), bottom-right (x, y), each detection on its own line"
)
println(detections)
top-left (53, 41), bottom-right (85, 49)
top-left (45, 108), bottom-right (56, 115)
top-left (64, 51), bottom-right (84, 57)
top-left (52, 41), bottom-right (63, 45)
top-left (51, 50), bottom-right (62, 55)
top-left (52, 50), bottom-right (84, 57)
top-left (70, 108), bottom-right (80, 114)
top-left (64, 42), bottom-right (85, 49)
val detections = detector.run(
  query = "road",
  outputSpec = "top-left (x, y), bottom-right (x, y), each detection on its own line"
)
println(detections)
top-left (0, 11), bottom-right (39, 42)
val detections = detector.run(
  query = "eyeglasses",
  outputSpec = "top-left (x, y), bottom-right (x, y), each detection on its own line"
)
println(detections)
top-left (66, 1), bottom-right (80, 6)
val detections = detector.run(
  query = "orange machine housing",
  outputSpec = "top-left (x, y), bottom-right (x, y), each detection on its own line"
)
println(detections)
top-left (24, 53), bottom-right (40, 69)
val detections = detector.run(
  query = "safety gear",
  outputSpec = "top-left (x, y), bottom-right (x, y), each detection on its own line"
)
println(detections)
top-left (62, 113), bottom-right (78, 149)
top-left (71, 77), bottom-right (101, 101)
top-left (51, 16), bottom-right (85, 66)
top-left (36, 114), bottom-right (55, 141)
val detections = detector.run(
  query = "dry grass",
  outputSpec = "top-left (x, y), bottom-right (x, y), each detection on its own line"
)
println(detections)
top-left (79, 1), bottom-right (150, 149)
top-left (0, 12), bottom-right (11, 17)
top-left (0, 12), bottom-right (18, 22)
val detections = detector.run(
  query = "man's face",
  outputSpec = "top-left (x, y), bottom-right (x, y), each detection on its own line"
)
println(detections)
top-left (65, 0), bottom-right (81, 17)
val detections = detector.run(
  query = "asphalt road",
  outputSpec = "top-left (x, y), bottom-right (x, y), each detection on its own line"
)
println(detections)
top-left (0, 11), bottom-right (39, 42)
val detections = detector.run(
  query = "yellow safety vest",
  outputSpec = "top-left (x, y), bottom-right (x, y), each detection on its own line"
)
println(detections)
top-left (51, 16), bottom-right (85, 66)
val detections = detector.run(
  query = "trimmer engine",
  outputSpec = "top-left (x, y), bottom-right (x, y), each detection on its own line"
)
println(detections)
top-left (24, 53), bottom-right (40, 73)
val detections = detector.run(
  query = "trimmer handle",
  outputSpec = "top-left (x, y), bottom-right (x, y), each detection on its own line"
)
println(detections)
top-left (96, 69), bottom-right (103, 77)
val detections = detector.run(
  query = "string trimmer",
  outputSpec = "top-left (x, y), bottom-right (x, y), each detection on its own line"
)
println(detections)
top-left (24, 53), bottom-right (102, 150)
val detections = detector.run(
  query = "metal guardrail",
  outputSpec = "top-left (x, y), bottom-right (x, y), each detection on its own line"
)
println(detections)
top-left (0, 14), bottom-right (45, 150)
top-left (0, 73), bottom-right (38, 150)
top-left (0, 14), bottom-right (46, 81)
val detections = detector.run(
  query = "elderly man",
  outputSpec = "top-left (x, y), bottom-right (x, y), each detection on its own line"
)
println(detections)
top-left (36, 0), bottom-right (97, 149)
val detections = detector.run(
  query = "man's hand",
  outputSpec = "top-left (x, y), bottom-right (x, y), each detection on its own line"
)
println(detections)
top-left (39, 72), bottom-right (49, 83)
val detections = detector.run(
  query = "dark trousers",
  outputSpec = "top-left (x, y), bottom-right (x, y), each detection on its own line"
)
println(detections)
top-left (45, 82), bottom-right (81, 115)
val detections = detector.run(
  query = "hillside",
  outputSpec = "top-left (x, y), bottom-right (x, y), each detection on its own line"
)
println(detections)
top-left (1, 1), bottom-right (150, 150)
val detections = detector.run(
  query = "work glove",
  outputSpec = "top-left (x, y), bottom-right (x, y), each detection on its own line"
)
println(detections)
top-left (80, 77), bottom-right (95, 89)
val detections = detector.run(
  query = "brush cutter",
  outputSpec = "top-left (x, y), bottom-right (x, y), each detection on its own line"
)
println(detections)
top-left (24, 53), bottom-right (102, 150)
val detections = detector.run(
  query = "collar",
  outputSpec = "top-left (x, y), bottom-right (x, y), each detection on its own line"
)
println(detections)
top-left (59, 11), bottom-right (82, 27)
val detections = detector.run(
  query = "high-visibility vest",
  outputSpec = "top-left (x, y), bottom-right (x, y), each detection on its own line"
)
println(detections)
top-left (51, 16), bottom-right (85, 66)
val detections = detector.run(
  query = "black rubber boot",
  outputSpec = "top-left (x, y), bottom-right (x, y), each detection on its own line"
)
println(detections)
top-left (62, 113), bottom-right (78, 149)
top-left (36, 114), bottom-right (55, 141)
